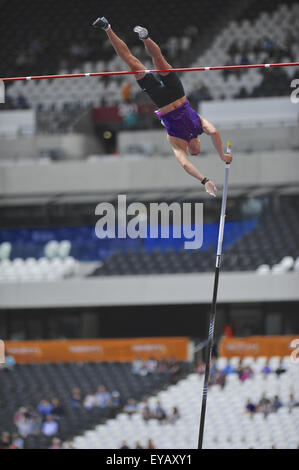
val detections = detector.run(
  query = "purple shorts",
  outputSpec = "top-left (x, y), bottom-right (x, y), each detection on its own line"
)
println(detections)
top-left (155, 99), bottom-right (203, 142)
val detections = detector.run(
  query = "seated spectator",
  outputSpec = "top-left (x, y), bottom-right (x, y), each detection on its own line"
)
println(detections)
top-left (156, 358), bottom-right (169, 374)
top-left (167, 406), bottom-right (180, 424)
top-left (147, 438), bottom-right (155, 449)
top-left (210, 357), bottom-right (218, 378)
top-left (3, 355), bottom-right (16, 371)
top-left (16, 93), bottom-right (29, 109)
top-left (261, 362), bottom-right (272, 375)
top-left (257, 394), bottom-right (272, 417)
top-left (95, 385), bottom-right (112, 408)
top-left (51, 398), bottom-right (64, 418)
top-left (245, 398), bottom-right (256, 416)
top-left (215, 370), bottom-right (226, 389)
top-left (142, 405), bottom-right (154, 422)
top-left (0, 432), bottom-right (11, 449)
top-left (83, 393), bottom-right (97, 410)
top-left (16, 412), bottom-right (34, 438)
top-left (42, 415), bottom-right (58, 437)
top-left (135, 440), bottom-right (143, 449)
top-left (63, 439), bottom-right (74, 449)
top-left (168, 357), bottom-right (181, 377)
top-left (145, 357), bottom-right (157, 374)
top-left (120, 440), bottom-right (130, 449)
top-left (153, 400), bottom-right (167, 422)
top-left (70, 388), bottom-right (82, 407)
top-left (30, 412), bottom-right (42, 435)
top-left (10, 433), bottom-right (24, 449)
top-left (37, 399), bottom-right (53, 419)
top-left (49, 437), bottom-right (62, 449)
top-left (221, 363), bottom-right (236, 375)
top-left (132, 356), bottom-right (145, 375)
top-left (275, 360), bottom-right (286, 376)
top-left (111, 391), bottom-right (121, 407)
top-left (14, 407), bottom-right (27, 428)
top-left (196, 360), bottom-right (205, 375)
top-left (272, 395), bottom-right (283, 412)
top-left (239, 366), bottom-right (253, 382)
top-left (123, 398), bottom-right (138, 416)
top-left (287, 393), bottom-right (299, 412)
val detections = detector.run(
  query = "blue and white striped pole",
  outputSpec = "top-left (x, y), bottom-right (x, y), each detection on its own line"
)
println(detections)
top-left (198, 141), bottom-right (232, 449)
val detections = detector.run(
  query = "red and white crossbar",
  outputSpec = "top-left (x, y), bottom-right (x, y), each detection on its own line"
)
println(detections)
top-left (1, 62), bottom-right (299, 82)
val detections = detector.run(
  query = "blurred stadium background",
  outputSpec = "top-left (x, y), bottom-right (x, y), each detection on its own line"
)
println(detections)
top-left (0, 0), bottom-right (298, 450)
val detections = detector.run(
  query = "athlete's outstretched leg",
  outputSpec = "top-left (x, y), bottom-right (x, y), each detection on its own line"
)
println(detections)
top-left (134, 26), bottom-right (172, 76)
top-left (93, 17), bottom-right (146, 79)
top-left (143, 38), bottom-right (172, 76)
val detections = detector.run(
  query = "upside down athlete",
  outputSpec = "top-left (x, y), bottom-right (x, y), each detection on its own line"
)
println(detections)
top-left (92, 17), bottom-right (233, 197)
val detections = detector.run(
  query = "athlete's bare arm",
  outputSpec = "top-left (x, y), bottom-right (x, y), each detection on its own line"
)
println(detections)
top-left (168, 135), bottom-right (217, 197)
top-left (200, 117), bottom-right (233, 163)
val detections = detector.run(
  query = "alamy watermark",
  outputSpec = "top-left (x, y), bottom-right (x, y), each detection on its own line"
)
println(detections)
top-left (95, 195), bottom-right (203, 249)
top-left (290, 78), bottom-right (299, 104)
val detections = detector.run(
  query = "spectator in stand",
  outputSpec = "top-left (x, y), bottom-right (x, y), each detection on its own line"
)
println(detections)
top-left (0, 432), bottom-right (11, 449)
top-left (10, 433), bottom-right (24, 449)
top-left (111, 391), bottom-right (122, 414)
top-left (37, 399), bottom-right (53, 419)
top-left (275, 359), bottom-right (286, 376)
top-left (147, 438), bottom-right (155, 449)
top-left (132, 356), bottom-right (147, 376)
top-left (123, 398), bottom-right (138, 416)
top-left (221, 363), bottom-right (236, 375)
top-left (156, 357), bottom-right (169, 374)
top-left (196, 360), bottom-right (205, 376)
top-left (210, 357), bottom-right (217, 379)
top-left (70, 387), bottom-right (82, 407)
top-left (153, 400), bottom-right (167, 423)
top-left (83, 392), bottom-right (97, 409)
top-left (245, 398), bottom-right (256, 416)
top-left (49, 438), bottom-right (62, 449)
top-left (272, 395), bottom-right (283, 412)
top-left (257, 393), bottom-right (272, 417)
top-left (3, 355), bottom-right (16, 371)
top-left (95, 385), bottom-right (112, 408)
top-left (261, 362), bottom-right (272, 376)
top-left (238, 365), bottom-right (253, 382)
top-left (16, 93), bottom-right (29, 109)
top-left (121, 82), bottom-right (132, 102)
top-left (120, 440), bottom-right (130, 449)
top-left (223, 324), bottom-right (233, 337)
top-left (29, 412), bottom-right (42, 435)
top-left (42, 415), bottom-right (58, 437)
top-left (167, 406), bottom-right (180, 424)
top-left (14, 407), bottom-right (27, 428)
top-left (145, 357), bottom-right (157, 374)
top-left (16, 411), bottom-right (34, 438)
top-left (135, 441), bottom-right (144, 449)
top-left (215, 370), bottom-right (226, 389)
top-left (51, 398), bottom-right (64, 419)
top-left (287, 393), bottom-right (299, 412)
top-left (63, 439), bottom-right (74, 449)
top-left (142, 405), bottom-right (154, 422)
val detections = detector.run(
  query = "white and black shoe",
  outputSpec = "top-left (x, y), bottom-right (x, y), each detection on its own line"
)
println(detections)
top-left (92, 17), bottom-right (111, 31)
top-left (133, 26), bottom-right (149, 40)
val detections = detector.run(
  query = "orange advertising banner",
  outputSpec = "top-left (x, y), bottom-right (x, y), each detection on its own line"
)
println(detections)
top-left (219, 335), bottom-right (299, 358)
top-left (4, 337), bottom-right (189, 363)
